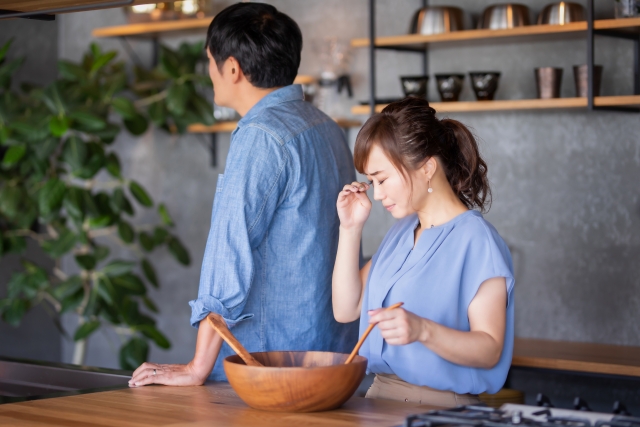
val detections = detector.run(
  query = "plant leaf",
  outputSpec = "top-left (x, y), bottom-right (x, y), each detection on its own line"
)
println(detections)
top-left (153, 227), bottom-right (169, 245)
top-left (168, 236), bottom-right (190, 266)
top-left (138, 232), bottom-right (154, 252)
top-left (105, 152), bottom-right (121, 178)
top-left (53, 276), bottom-right (83, 301)
top-left (58, 60), bottom-right (87, 81)
top-left (137, 325), bottom-right (170, 349)
top-left (166, 83), bottom-right (189, 116)
top-left (129, 181), bottom-right (153, 207)
top-left (69, 111), bottom-right (106, 131)
top-left (88, 215), bottom-right (112, 229)
top-left (117, 220), bottom-right (135, 244)
top-left (157, 203), bottom-right (173, 227)
top-left (75, 254), bottom-right (97, 271)
top-left (62, 136), bottom-right (87, 171)
top-left (49, 116), bottom-right (70, 137)
top-left (141, 296), bottom-right (158, 313)
top-left (102, 260), bottom-right (135, 277)
top-left (112, 273), bottom-right (146, 295)
top-left (2, 145), bottom-right (26, 166)
top-left (73, 320), bottom-right (100, 341)
top-left (141, 258), bottom-right (158, 288)
top-left (123, 114), bottom-right (148, 136)
top-left (119, 337), bottom-right (149, 370)
top-left (111, 96), bottom-right (137, 119)
top-left (111, 188), bottom-right (134, 216)
top-left (94, 245), bottom-right (110, 261)
top-left (2, 299), bottom-right (29, 327)
top-left (38, 178), bottom-right (66, 217)
top-left (41, 229), bottom-right (77, 257)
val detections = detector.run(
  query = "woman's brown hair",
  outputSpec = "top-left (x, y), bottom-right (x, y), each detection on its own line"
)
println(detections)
top-left (353, 97), bottom-right (491, 212)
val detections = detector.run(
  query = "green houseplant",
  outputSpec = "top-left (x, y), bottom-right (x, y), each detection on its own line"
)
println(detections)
top-left (0, 39), bottom-right (214, 369)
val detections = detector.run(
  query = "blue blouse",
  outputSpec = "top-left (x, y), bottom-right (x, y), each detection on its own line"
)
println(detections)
top-left (359, 210), bottom-right (515, 395)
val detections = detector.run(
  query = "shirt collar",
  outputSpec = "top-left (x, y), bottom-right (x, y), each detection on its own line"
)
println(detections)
top-left (237, 84), bottom-right (304, 126)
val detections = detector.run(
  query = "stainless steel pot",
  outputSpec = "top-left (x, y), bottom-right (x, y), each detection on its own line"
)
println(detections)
top-left (478, 3), bottom-right (530, 29)
top-left (409, 6), bottom-right (465, 35)
top-left (537, 2), bottom-right (585, 25)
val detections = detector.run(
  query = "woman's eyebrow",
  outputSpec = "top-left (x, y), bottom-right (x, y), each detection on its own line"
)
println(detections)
top-left (366, 170), bottom-right (384, 176)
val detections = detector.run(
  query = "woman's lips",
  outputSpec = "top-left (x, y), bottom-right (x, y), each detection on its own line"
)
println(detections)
top-left (384, 204), bottom-right (395, 211)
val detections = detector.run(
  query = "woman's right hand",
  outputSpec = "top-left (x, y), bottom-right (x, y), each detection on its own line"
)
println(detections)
top-left (337, 181), bottom-right (372, 230)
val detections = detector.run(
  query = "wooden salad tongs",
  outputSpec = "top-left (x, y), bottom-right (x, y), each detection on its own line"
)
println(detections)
top-left (344, 302), bottom-right (404, 364)
top-left (207, 313), bottom-right (263, 367)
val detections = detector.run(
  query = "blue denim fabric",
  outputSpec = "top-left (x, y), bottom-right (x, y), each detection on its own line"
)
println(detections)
top-left (189, 85), bottom-right (359, 381)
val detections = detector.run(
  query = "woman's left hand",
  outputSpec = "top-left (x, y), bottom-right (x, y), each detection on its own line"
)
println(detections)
top-left (368, 307), bottom-right (428, 346)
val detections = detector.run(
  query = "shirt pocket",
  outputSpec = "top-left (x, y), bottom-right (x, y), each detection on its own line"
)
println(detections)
top-left (216, 174), bottom-right (224, 193)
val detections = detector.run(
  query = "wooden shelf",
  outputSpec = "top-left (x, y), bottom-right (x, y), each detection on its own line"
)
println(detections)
top-left (188, 118), bottom-right (362, 134)
top-left (92, 16), bottom-right (214, 38)
top-left (513, 337), bottom-right (640, 377)
top-left (351, 95), bottom-right (640, 115)
top-left (351, 18), bottom-right (640, 48)
top-left (1, 0), bottom-right (162, 15)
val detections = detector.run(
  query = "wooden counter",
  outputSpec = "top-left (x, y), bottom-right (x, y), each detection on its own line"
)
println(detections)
top-left (512, 338), bottom-right (640, 378)
top-left (0, 382), bottom-right (438, 426)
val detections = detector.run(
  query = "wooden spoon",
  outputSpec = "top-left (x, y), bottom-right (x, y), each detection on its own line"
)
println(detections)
top-left (207, 313), bottom-right (263, 367)
top-left (344, 302), bottom-right (404, 364)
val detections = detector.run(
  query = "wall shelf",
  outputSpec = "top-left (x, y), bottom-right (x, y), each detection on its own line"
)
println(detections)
top-left (188, 118), bottom-right (362, 134)
top-left (351, 17), bottom-right (640, 49)
top-left (92, 15), bottom-right (214, 38)
top-left (351, 95), bottom-right (640, 115)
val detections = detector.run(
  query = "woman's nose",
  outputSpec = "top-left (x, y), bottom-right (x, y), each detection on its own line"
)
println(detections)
top-left (373, 186), bottom-right (384, 201)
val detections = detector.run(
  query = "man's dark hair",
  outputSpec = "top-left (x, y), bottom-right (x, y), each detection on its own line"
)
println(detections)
top-left (206, 3), bottom-right (302, 88)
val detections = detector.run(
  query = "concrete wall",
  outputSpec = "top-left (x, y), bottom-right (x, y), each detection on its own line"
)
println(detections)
top-left (0, 19), bottom-right (60, 362)
top-left (1, 0), bottom-right (636, 368)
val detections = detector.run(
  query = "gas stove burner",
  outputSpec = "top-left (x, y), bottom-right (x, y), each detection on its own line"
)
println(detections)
top-left (403, 404), bottom-right (640, 427)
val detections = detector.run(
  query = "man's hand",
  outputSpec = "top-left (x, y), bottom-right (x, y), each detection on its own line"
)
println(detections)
top-left (129, 361), bottom-right (208, 387)
top-left (129, 314), bottom-right (224, 387)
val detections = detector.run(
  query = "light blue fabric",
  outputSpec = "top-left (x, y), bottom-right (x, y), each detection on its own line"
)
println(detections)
top-left (359, 210), bottom-right (515, 394)
top-left (189, 85), bottom-right (359, 381)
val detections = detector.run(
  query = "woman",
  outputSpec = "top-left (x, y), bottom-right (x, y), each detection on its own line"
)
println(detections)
top-left (332, 97), bottom-right (514, 407)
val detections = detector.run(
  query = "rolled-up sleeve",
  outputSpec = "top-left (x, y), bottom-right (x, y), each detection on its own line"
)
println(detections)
top-left (189, 124), bottom-right (289, 328)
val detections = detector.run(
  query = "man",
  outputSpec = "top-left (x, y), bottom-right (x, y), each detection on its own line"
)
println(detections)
top-left (130, 2), bottom-right (357, 386)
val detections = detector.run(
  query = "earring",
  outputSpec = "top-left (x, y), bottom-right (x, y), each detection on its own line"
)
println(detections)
top-left (428, 180), bottom-right (433, 193)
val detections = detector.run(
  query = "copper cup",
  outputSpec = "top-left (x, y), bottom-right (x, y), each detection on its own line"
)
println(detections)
top-left (535, 67), bottom-right (563, 99)
top-left (573, 65), bottom-right (603, 97)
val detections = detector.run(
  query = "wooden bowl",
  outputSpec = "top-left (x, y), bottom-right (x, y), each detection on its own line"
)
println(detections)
top-left (223, 351), bottom-right (367, 412)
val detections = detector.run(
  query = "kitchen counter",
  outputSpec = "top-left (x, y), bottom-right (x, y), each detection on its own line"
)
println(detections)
top-left (0, 381), bottom-right (439, 426)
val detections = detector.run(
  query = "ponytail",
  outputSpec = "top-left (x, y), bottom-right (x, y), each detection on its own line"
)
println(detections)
top-left (354, 97), bottom-right (492, 212)
top-left (441, 119), bottom-right (491, 212)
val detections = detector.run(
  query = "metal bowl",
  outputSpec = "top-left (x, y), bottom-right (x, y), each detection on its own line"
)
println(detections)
top-left (478, 3), bottom-right (530, 29)
top-left (537, 2), bottom-right (585, 25)
top-left (409, 6), bottom-right (465, 35)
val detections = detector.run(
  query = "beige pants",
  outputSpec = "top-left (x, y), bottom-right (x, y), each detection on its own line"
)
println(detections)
top-left (365, 374), bottom-right (481, 407)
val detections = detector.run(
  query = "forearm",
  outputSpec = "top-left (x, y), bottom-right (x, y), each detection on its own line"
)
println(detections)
top-left (418, 319), bottom-right (503, 368)
top-left (332, 227), bottom-right (363, 322)
top-left (189, 317), bottom-right (224, 382)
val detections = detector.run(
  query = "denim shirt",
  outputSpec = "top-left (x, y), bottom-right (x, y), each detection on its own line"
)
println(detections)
top-left (189, 85), bottom-right (359, 381)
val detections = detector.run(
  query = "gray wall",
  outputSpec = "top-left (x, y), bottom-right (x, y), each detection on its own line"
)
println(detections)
top-left (2, 0), bottom-right (638, 368)
top-left (0, 19), bottom-right (60, 362)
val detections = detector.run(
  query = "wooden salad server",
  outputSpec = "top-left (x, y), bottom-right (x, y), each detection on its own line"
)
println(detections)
top-left (344, 302), bottom-right (404, 364)
top-left (207, 313), bottom-right (263, 367)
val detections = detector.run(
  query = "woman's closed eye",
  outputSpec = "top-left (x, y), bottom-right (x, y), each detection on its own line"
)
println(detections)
top-left (368, 179), bottom-right (386, 185)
